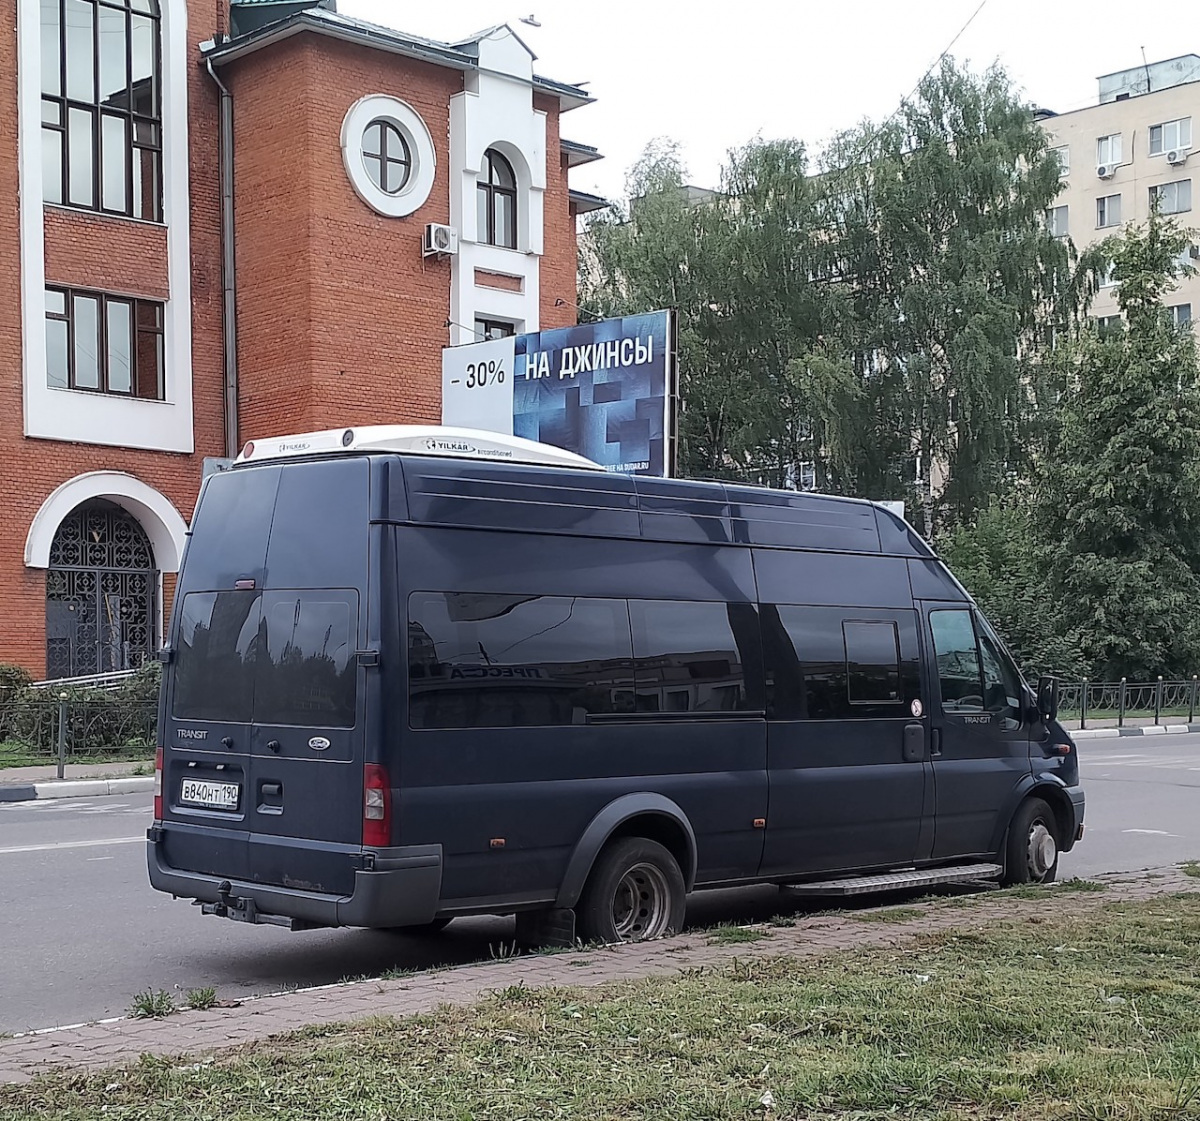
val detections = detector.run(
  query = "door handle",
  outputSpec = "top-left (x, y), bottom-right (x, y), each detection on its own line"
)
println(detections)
top-left (931, 728), bottom-right (943, 757)
top-left (902, 723), bottom-right (925, 762)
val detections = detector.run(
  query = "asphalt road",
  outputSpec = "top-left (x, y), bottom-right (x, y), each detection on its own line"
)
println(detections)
top-left (2, 734), bottom-right (1198, 1034)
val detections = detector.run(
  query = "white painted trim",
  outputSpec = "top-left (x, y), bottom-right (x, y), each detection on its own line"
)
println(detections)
top-left (25, 472), bottom-right (190, 572)
top-left (341, 94), bottom-right (436, 218)
top-left (18, 0), bottom-right (194, 453)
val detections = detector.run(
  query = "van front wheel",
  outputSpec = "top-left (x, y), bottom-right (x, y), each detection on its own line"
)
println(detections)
top-left (1002, 797), bottom-right (1059, 886)
top-left (576, 838), bottom-right (686, 945)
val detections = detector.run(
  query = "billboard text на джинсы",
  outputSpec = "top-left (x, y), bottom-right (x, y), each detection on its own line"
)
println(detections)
top-left (441, 310), bottom-right (675, 476)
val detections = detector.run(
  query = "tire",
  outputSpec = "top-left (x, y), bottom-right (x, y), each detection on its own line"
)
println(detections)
top-left (1001, 797), bottom-right (1060, 886)
top-left (575, 837), bottom-right (686, 945)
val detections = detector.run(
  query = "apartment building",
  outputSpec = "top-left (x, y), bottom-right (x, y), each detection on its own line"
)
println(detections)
top-left (1040, 54), bottom-right (1199, 328)
top-left (1, 0), bottom-right (600, 678)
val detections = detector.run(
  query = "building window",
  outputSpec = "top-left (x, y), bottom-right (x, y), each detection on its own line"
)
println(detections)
top-left (1171, 303), bottom-right (1193, 329)
top-left (1045, 205), bottom-right (1069, 238)
top-left (45, 286), bottom-right (164, 399)
top-left (477, 149), bottom-right (517, 249)
top-left (1096, 194), bottom-right (1121, 228)
top-left (1149, 117), bottom-right (1192, 156)
top-left (41, 0), bottom-right (162, 221)
top-left (361, 118), bottom-right (411, 195)
top-left (1150, 179), bottom-right (1192, 215)
top-left (1096, 314), bottom-right (1122, 337)
top-left (1050, 145), bottom-right (1069, 176)
top-left (474, 318), bottom-right (515, 342)
top-left (1096, 133), bottom-right (1123, 166)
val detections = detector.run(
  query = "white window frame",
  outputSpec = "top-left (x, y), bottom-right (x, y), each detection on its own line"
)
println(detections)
top-left (1150, 179), bottom-right (1192, 215)
top-left (1170, 303), bottom-right (1192, 328)
top-left (1149, 117), bottom-right (1192, 156)
top-left (1096, 194), bottom-right (1121, 228)
top-left (1046, 205), bottom-right (1069, 238)
top-left (1096, 134), bottom-right (1122, 166)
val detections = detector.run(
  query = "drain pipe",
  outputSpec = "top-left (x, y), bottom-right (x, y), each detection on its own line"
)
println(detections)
top-left (205, 56), bottom-right (240, 460)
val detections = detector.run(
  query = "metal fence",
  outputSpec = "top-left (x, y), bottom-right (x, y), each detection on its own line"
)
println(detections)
top-left (1057, 677), bottom-right (1200, 728)
top-left (0, 696), bottom-right (157, 776)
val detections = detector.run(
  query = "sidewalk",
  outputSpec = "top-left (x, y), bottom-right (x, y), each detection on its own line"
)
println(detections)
top-left (1068, 720), bottom-right (1200, 739)
top-left (0, 761), bottom-right (152, 802)
top-left (0, 865), bottom-right (1193, 1085)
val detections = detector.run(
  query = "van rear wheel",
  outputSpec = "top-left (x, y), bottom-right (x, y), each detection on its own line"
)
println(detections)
top-left (1002, 797), bottom-right (1059, 886)
top-left (575, 838), bottom-right (686, 945)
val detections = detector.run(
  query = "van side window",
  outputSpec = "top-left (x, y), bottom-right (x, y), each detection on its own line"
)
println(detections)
top-left (843, 621), bottom-right (902, 705)
top-left (766, 607), bottom-right (917, 720)
top-left (172, 590), bottom-right (259, 723)
top-left (929, 609), bottom-right (985, 713)
top-left (408, 594), bottom-right (632, 729)
top-left (977, 623), bottom-right (1024, 729)
top-left (629, 600), bottom-right (758, 713)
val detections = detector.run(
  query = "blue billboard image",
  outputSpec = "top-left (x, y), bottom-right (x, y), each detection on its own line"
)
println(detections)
top-left (512, 310), bottom-right (673, 476)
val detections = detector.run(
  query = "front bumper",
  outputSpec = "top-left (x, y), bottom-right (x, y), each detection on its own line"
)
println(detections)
top-left (147, 837), bottom-right (443, 929)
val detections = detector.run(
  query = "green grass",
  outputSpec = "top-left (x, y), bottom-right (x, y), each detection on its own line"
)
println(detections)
top-left (1182, 861), bottom-right (1200, 879)
top-left (705, 923), bottom-right (767, 946)
top-left (184, 988), bottom-right (217, 1012)
top-left (0, 741), bottom-right (154, 771)
top-left (8, 892), bottom-right (1200, 1119)
top-left (852, 905), bottom-right (926, 922)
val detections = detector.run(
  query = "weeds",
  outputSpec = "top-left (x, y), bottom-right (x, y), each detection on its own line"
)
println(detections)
top-left (705, 923), bottom-right (766, 946)
top-left (126, 989), bottom-right (175, 1019)
top-left (184, 988), bottom-right (217, 1012)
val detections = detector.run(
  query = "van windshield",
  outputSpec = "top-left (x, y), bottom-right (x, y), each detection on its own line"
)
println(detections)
top-left (173, 590), bottom-right (358, 728)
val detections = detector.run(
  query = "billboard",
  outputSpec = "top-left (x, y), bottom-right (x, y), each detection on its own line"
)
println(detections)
top-left (442, 310), bottom-right (676, 477)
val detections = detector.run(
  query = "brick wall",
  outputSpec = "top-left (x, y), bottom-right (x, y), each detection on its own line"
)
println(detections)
top-left (537, 93), bottom-right (577, 331)
top-left (0, 0), bottom-right (227, 676)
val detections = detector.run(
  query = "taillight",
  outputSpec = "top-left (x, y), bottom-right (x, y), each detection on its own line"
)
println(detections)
top-left (363, 763), bottom-right (391, 848)
top-left (153, 746), bottom-right (164, 820)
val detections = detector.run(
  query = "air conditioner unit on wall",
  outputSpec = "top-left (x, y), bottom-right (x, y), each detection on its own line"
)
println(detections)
top-left (423, 223), bottom-right (459, 257)
top-left (1167, 148), bottom-right (1189, 166)
top-left (1097, 163), bottom-right (1115, 179)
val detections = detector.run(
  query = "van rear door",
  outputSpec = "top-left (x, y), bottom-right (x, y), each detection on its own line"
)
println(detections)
top-left (161, 458), bottom-right (372, 898)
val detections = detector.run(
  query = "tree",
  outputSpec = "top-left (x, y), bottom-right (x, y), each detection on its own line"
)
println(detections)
top-left (816, 59), bottom-right (1080, 534)
top-left (1038, 212), bottom-right (1200, 679)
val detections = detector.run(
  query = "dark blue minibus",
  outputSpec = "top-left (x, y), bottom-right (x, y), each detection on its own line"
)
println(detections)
top-left (147, 426), bottom-right (1084, 944)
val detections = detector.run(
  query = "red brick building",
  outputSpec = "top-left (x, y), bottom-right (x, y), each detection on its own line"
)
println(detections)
top-left (0, 0), bottom-right (601, 677)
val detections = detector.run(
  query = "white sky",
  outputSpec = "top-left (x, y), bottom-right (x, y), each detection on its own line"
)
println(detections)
top-left (343, 0), bottom-right (1200, 202)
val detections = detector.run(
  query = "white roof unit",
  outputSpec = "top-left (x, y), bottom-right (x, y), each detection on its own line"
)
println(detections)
top-left (234, 425), bottom-right (606, 471)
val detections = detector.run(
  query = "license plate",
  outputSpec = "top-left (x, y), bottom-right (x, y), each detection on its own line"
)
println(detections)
top-left (179, 779), bottom-right (240, 810)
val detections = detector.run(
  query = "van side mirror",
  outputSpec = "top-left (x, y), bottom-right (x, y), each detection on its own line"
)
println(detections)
top-left (1037, 675), bottom-right (1059, 722)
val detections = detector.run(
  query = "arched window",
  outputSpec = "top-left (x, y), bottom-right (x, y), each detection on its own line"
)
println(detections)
top-left (477, 148), bottom-right (517, 248)
top-left (46, 500), bottom-right (157, 678)
top-left (40, 0), bottom-right (162, 221)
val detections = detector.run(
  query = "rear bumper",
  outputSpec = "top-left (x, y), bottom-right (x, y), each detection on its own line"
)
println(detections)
top-left (147, 836), bottom-right (443, 929)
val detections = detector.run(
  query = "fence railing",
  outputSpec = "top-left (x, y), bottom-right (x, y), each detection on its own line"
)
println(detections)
top-left (1057, 677), bottom-right (1200, 729)
top-left (0, 696), bottom-right (156, 776)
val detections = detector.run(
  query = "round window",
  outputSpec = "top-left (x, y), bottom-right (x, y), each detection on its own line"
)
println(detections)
top-left (341, 95), bottom-right (436, 218)
top-left (362, 119), bottom-right (412, 195)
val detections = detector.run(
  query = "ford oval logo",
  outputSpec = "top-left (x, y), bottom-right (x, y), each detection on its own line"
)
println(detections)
top-left (308, 736), bottom-right (331, 752)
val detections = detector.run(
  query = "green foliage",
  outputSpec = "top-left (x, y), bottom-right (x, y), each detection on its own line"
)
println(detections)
top-left (1038, 213), bottom-right (1200, 679)
top-left (938, 502), bottom-right (1088, 679)
top-left (0, 665), bottom-right (32, 703)
top-left (127, 989), bottom-right (176, 1019)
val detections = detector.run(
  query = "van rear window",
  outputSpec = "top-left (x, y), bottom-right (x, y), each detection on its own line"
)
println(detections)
top-left (172, 590), bottom-right (358, 728)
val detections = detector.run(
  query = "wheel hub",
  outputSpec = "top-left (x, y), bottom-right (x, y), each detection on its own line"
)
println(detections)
top-left (611, 862), bottom-right (671, 942)
top-left (1027, 822), bottom-right (1057, 879)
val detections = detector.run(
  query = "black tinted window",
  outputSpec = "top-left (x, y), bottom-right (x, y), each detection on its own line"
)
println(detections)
top-left (172, 591), bottom-right (259, 722)
top-left (978, 621), bottom-right (1023, 728)
top-left (930, 609), bottom-right (984, 713)
top-left (255, 592), bottom-right (358, 728)
top-left (766, 606), bottom-right (918, 720)
top-left (629, 600), bottom-right (758, 713)
top-left (409, 594), bottom-right (633, 729)
top-left (844, 621), bottom-right (901, 705)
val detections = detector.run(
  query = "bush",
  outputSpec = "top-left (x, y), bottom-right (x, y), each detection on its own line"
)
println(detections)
top-left (0, 664), bottom-right (33, 703)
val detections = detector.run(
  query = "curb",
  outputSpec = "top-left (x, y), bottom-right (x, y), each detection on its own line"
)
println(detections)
top-left (0, 776), bottom-right (153, 803)
top-left (1071, 723), bottom-right (1200, 740)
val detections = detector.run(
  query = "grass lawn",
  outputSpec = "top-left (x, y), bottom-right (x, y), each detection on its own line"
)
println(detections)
top-left (3, 893), bottom-right (1200, 1120)
top-left (0, 742), bottom-right (152, 770)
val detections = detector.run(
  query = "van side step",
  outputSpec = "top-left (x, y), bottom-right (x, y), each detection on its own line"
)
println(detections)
top-left (781, 863), bottom-right (1003, 897)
